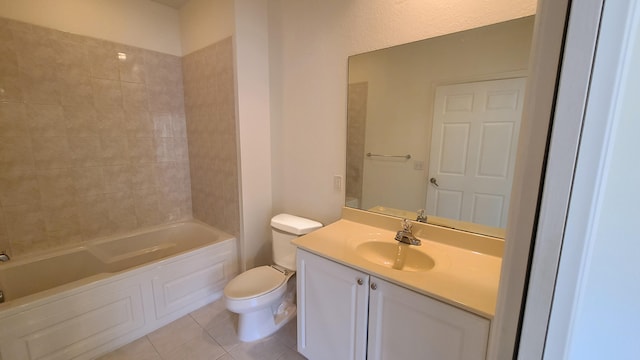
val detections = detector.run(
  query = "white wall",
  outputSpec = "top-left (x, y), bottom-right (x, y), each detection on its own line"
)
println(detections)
top-left (0, 0), bottom-right (239, 56)
top-left (179, 0), bottom-right (234, 55)
top-left (0, 0), bottom-right (182, 55)
top-left (566, 39), bottom-right (640, 357)
top-left (268, 0), bottom-right (537, 225)
top-left (234, 0), bottom-right (273, 269)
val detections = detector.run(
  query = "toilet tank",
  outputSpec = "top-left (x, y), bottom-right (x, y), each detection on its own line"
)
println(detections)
top-left (271, 214), bottom-right (322, 270)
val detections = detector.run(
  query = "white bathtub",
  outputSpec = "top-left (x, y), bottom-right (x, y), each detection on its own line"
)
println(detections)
top-left (0, 220), bottom-right (238, 360)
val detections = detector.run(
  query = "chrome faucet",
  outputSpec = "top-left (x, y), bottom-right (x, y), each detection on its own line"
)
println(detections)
top-left (416, 209), bottom-right (427, 223)
top-left (0, 251), bottom-right (9, 262)
top-left (395, 219), bottom-right (421, 246)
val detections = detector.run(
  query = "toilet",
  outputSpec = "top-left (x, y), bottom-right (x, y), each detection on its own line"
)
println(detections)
top-left (224, 213), bottom-right (322, 342)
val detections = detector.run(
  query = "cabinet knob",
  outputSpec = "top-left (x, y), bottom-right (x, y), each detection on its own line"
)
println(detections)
top-left (370, 283), bottom-right (377, 290)
top-left (357, 278), bottom-right (364, 285)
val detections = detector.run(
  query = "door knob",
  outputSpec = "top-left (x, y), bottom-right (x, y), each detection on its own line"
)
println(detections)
top-left (429, 177), bottom-right (439, 187)
top-left (370, 283), bottom-right (377, 290)
top-left (357, 278), bottom-right (364, 285)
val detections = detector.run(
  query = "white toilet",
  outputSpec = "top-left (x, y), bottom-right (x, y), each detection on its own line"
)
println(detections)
top-left (224, 213), bottom-right (322, 342)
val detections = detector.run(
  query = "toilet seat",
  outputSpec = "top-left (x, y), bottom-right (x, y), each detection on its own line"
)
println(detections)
top-left (224, 265), bottom-right (287, 300)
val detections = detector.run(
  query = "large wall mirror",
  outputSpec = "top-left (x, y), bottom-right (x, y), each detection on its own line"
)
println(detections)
top-left (346, 16), bottom-right (535, 238)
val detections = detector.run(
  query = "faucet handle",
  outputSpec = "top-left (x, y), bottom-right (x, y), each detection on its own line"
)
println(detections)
top-left (401, 218), bottom-right (413, 232)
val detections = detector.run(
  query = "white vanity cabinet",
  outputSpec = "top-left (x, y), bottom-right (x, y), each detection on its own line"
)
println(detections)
top-left (296, 249), bottom-right (490, 360)
top-left (296, 248), bottom-right (370, 359)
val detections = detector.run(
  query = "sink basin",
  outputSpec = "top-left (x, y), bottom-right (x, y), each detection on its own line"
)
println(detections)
top-left (355, 242), bottom-right (435, 272)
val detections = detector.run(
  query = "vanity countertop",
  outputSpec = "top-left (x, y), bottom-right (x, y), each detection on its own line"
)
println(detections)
top-left (292, 211), bottom-right (503, 319)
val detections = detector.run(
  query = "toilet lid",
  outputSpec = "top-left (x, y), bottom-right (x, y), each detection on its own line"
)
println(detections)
top-left (225, 266), bottom-right (286, 300)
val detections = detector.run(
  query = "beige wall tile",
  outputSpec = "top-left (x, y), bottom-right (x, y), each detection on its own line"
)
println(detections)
top-left (0, 210), bottom-right (9, 255)
top-left (0, 102), bottom-right (29, 136)
top-left (31, 136), bottom-right (72, 169)
top-left (145, 51), bottom-right (182, 87)
top-left (106, 191), bottom-right (138, 232)
top-left (56, 37), bottom-right (90, 78)
top-left (3, 204), bottom-right (47, 256)
top-left (183, 38), bottom-right (239, 237)
top-left (73, 166), bottom-right (105, 196)
top-left (126, 109), bottom-right (154, 137)
top-left (155, 137), bottom-right (175, 162)
top-left (171, 113), bottom-right (187, 138)
top-left (131, 163), bottom-right (157, 190)
top-left (147, 84), bottom-right (173, 113)
top-left (36, 168), bottom-right (76, 206)
top-left (98, 106), bottom-right (127, 137)
top-left (0, 24), bottom-right (16, 53)
top-left (0, 136), bottom-right (34, 168)
top-left (19, 67), bottom-right (60, 105)
top-left (346, 82), bottom-right (368, 202)
top-left (122, 82), bottom-right (148, 113)
top-left (103, 165), bottom-right (133, 193)
top-left (77, 193), bottom-right (112, 239)
top-left (100, 136), bottom-right (129, 165)
top-left (134, 188), bottom-right (161, 227)
top-left (60, 75), bottom-right (93, 107)
top-left (174, 137), bottom-right (190, 162)
top-left (117, 46), bottom-right (146, 84)
top-left (128, 136), bottom-right (156, 164)
top-left (152, 112), bottom-right (173, 138)
top-left (43, 204), bottom-right (83, 246)
top-left (0, 17), bottom-right (204, 258)
top-left (27, 103), bottom-right (66, 136)
top-left (13, 27), bottom-right (58, 70)
top-left (68, 136), bottom-right (103, 167)
top-left (92, 78), bottom-right (122, 111)
top-left (0, 72), bottom-right (23, 102)
top-left (0, 166), bottom-right (40, 207)
top-left (63, 104), bottom-right (100, 136)
top-left (87, 40), bottom-right (119, 80)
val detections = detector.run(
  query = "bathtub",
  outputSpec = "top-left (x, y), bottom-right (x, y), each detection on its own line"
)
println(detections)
top-left (0, 220), bottom-right (238, 360)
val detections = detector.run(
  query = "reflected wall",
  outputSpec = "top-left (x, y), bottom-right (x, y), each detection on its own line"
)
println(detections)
top-left (347, 16), bottom-right (534, 229)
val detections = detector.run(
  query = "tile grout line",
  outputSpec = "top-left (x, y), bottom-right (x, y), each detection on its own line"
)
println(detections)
top-left (144, 334), bottom-right (163, 360)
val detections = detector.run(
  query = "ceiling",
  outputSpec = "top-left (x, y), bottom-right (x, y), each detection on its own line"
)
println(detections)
top-left (150, 0), bottom-right (190, 10)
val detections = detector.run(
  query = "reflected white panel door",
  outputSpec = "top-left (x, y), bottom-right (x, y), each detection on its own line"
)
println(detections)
top-left (427, 78), bottom-right (526, 228)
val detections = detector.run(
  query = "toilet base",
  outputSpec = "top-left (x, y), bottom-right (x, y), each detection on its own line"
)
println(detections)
top-left (237, 303), bottom-right (296, 342)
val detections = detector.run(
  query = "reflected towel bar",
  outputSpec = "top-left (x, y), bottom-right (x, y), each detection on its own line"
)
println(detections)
top-left (366, 152), bottom-right (411, 160)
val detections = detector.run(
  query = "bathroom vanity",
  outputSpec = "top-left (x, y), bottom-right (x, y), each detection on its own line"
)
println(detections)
top-left (293, 208), bottom-right (503, 360)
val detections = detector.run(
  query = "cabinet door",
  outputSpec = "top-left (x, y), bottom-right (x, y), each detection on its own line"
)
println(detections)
top-left (297, 249), bottom-right (369, 360)
top-left (367, 277), bottom-right (490, 360)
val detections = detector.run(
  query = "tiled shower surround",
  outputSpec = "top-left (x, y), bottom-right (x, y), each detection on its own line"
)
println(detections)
top-left (182, 38), bottom-right (240, 238)
top-left (0, 17), bottom-right (239, 257)
top-left (346, 82), bottom-right (368, 205)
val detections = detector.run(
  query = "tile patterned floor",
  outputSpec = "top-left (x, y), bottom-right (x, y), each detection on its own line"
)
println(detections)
top-left (99, 298), bottom-right (306, 360)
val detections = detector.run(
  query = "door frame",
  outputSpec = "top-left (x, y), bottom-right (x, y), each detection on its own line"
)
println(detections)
top-left (486, 0), bottom-right (573, 358)
top-left (521, 0), bottom-right (638, 358)
top-left (488, 0), bottom-right (608, 358)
